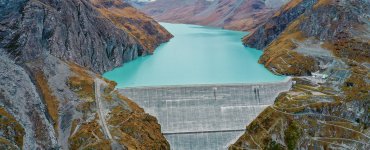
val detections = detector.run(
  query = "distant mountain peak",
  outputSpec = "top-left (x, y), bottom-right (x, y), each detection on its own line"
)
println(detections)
top-left (128, 0), bottom-right (290, 31)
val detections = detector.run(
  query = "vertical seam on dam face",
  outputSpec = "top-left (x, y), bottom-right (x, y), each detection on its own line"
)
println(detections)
top-left (118, 78), bottom-right (292, 150)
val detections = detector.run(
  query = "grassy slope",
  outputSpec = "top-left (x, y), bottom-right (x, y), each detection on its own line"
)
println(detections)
top-left (66, 62), bottom-right (170, 149)
top-left (230, 0), bottom-right (369, 149)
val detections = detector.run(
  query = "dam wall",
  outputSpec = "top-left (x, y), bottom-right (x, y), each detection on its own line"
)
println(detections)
top-left (118, 77), bottom-right (292, 150)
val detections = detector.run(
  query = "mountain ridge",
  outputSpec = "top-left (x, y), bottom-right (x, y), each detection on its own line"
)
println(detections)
top-left (128, 0), bottom-right (289, 31)
top-left (0, 0), bottom-right (172, 149)
top-left (231, 0), bottom-right (369, 149)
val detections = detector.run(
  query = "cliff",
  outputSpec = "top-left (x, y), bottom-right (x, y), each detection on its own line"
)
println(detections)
top-left (231, 0), bottom-right (370, 149)
top-left (245, 0), bottom-right (369, 76)
top-left (129, 0), bottom-right (289, 31)
top-left (0, 0), bottom-right (171, 149)
top-left (242, 0), bottom-right (318, 50)
top-left (1, 0), bottom-right (172, 74)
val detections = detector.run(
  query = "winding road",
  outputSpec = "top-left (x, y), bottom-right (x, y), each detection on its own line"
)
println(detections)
top-left (94, 78), bottom-right (113, 140)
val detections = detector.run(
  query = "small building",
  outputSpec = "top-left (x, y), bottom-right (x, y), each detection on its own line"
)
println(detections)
top-left (312, 72), bottom-right (328, 79)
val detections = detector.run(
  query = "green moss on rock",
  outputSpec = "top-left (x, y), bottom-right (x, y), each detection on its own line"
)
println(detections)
top-left (0, 107), bottom-right (25, 149)
top-left (284, 120), bottom-right (302, 150)
top-left (266, 140), bottom-right (285, 150)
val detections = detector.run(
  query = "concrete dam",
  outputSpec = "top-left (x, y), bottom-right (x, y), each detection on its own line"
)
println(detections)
top-left (119, 77), bottom-right (292, 150)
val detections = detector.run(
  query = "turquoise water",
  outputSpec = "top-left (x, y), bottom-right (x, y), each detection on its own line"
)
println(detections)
top-left (103, 23), bottom-right (285, 88)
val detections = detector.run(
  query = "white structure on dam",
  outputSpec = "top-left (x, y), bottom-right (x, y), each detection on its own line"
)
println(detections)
top-left (119, 77), bottom-right (292, 150)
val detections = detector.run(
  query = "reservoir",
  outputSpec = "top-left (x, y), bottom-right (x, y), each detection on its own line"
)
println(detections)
top-left (106, 23), bottom-right (292, 149)
top-left (103, 23), bottom-right (285, 88)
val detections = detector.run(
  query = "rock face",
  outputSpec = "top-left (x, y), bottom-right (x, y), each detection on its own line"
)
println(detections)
top-left (231, 0), bottom-right (370, 149)
top-left (128, 0), bottom-right (289, 31)
top-left (243, 0), bottom-right (318, 50)
top-left (0, 0), bottom-right (171, 149)
top-left (1, 0), bottom-right (172, 74)
top-left (247, 0), bottom-right (370, 76)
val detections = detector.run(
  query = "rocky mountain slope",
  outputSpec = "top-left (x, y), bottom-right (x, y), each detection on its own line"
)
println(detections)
top-left (0, 0), bottom-right (172, 149)
top-left (129, 0), bottom-right (289, 31)
top-left (231, 0), bottom-right (369, 149)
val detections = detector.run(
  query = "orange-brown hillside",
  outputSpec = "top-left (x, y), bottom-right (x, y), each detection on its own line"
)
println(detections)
top-left (0, 0), bottom-right (172, 149)
top-left (92, 0), bottom-right (173, 52)
top-left (231, 0), bottom-right (370, 149)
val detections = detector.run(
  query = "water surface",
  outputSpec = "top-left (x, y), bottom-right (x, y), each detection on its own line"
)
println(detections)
top-left (104, 23), bottom-right (285, 88)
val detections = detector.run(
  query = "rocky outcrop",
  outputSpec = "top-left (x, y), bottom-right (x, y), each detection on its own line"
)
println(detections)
top-left (248, 0), bottom-right (369, 76)
top-left (129, 0), bottom-right (289, 31)
top-left (1, 0), bottom-right (172, 74)
top-left (0, 0), bottom-right (171, 149)
top-left (243, 0), bottom-right (318, 50)
top-left (231, 75), bottom-right (370, 149)
top-left (231, 0), bottom-right (370, 149)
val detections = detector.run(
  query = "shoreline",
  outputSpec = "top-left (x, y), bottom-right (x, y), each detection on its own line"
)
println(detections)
top-left (117, 76), bottom-right (292, 89)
